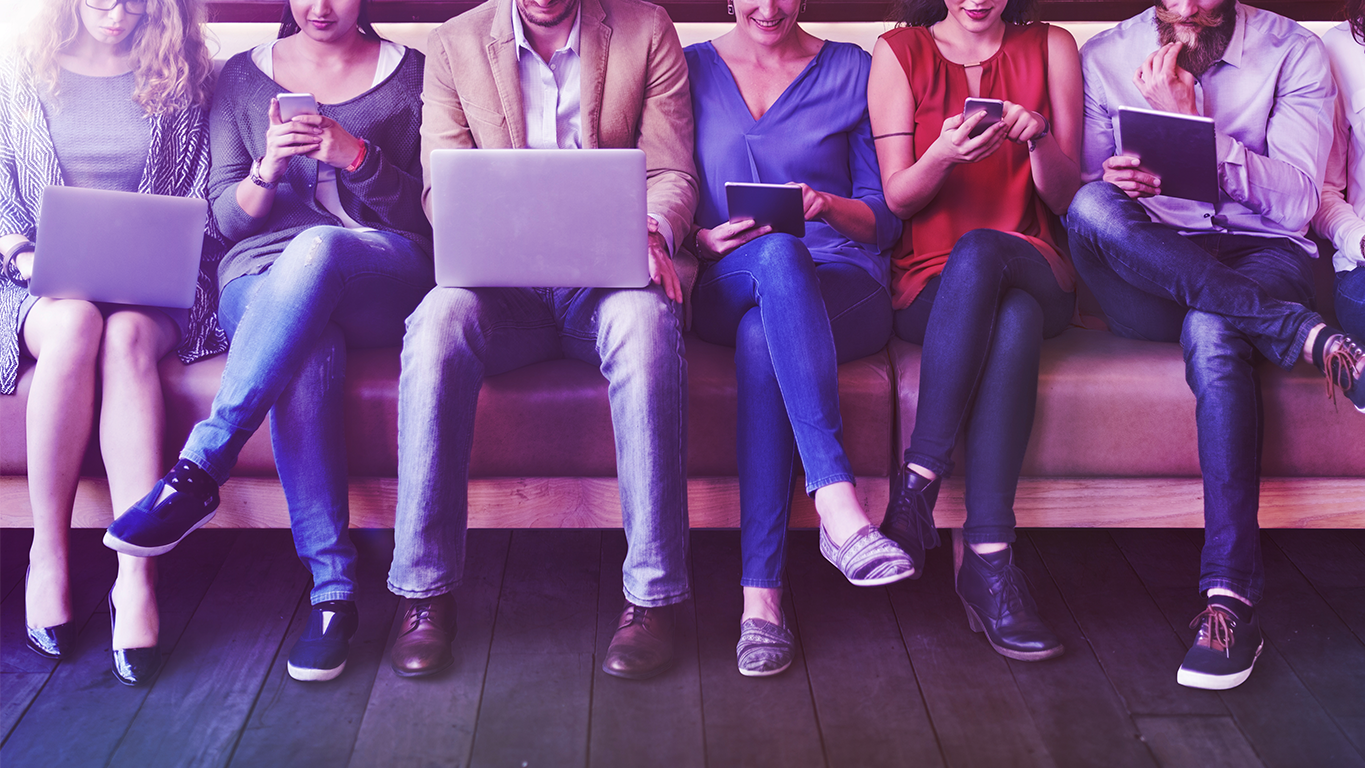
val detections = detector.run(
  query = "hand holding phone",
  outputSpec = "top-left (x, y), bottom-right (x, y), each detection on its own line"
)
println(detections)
top-left (276, 92), bottom-right (319, 122)
top-left (964, 97), bottom-right (1004, 138)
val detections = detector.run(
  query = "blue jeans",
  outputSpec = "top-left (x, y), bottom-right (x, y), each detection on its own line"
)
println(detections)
top-left (1067, 182), bottom-right (1320, 604)
top-left (183, 227), bottom-right (432, 604)
top-left (894, 229), bottom-right (1075, 545)
top-left (691, 234), bottom-right (892, 588)
top-left (1337, 265), bottom-right (1365, 340)
top-left (389, 283), bottom-right (690, 608)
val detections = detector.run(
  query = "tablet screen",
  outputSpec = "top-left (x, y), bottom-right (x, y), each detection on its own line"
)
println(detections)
top-left (725, 183), bottom-right (806, 238)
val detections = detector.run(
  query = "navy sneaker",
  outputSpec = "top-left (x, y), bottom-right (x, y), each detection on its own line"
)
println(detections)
top-left (287, 600), bottom-right (359, 682)
top-left (1177, 597), bottom-right (1263, 690)
top-left (104, 460), bottom-right (220, 557)
top-left (1312, 328), bottom-right (1365, 413)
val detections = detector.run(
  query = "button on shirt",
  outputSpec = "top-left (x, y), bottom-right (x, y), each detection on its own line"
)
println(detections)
top-left (1313, 22), bottom-right (1365, 273)
top-left (1079, 4), bottom-right (1336, 256)
top-left (511, 2), bottom-right (674, 253)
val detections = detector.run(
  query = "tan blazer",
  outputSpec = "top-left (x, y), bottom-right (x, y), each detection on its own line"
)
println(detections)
top-left (420, 0), bottom-right (699, 267)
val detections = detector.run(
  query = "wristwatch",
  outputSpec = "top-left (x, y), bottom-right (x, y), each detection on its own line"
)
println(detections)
top-left (249, 157), bottom-right (278, 190)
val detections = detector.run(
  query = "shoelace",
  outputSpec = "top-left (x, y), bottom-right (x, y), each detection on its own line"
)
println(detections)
top-left (406, 600), bottom-right (435, 631)
top-left (1322, 335), bottom-right (1362, 407)
top-left (996, 562), bottom-right (1036, 616)
top-left (1189, 606), bottom-right (1236, 658)
top-left (620, 605), bottom-right (650, 629)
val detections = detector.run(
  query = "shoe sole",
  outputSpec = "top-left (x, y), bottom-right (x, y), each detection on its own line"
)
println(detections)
top-left (288, 660), bottom-right (346, 682)
top-left (391, 657), bottom-right (454, 678)
top-left (601, 658), bottom-right (675, 680)
top-left (1177, 640), bottom-right (1264, 690)
top-left (963, 602), bottom-right (1066, 661)
top-left (103, 509), bottom-right (217, 557)
top-left (845, 567), bottom-right (917, 587)
top-left (738, 660), bottom-right (793, 677)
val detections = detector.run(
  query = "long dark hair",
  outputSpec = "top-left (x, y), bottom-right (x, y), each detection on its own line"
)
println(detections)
top-left (278, 0), bottom-right (383, 40)
top-left (890, 0), bottom-right (1039, 27)
top-left (1348, 0), bottom-right (1364, 44)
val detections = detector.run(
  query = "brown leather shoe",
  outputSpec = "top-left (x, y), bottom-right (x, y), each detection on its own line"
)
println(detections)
top-left (391, 593), bottom-right (457, 678)
top-left (602, 602), bottom-right (675, 680)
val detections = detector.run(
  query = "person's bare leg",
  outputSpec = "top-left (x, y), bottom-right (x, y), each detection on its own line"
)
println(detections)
top-left (1303, 323), bottom-right (1365, 376)
top-left (22, 299), bottom-right (104, 630)
top-left (813, 481), bottom-right (872, 545)
top-left (741, 586), bottom-right (783, 624)
top-left (100, 308), bottom-right (178, 650)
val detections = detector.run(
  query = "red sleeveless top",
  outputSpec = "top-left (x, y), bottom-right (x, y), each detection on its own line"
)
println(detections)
top-left (883, 23), bottom-right (1075, 308)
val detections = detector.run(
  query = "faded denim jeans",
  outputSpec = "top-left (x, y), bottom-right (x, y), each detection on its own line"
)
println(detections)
top-left (388, 283), bottom-right (691, 608)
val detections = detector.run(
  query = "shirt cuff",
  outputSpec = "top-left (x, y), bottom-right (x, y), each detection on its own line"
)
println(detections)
top-left (1215, 132), bottom-right (1247, 203)
top-left (647, 213), bottom-right (675, 257)
top-left (1338, 219), bottom-right (1365, 267)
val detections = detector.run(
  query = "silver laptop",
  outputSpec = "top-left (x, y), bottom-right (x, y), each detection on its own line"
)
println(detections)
top-left (429, 149), bottom-right (649, 288)
top-left (29, 186), bottom-right (206, 309)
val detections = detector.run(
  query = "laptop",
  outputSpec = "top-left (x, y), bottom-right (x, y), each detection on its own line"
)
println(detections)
top-left (429, 149), bottom-right (649, 288)
top-left (28, 186), bottom-right (207, 309)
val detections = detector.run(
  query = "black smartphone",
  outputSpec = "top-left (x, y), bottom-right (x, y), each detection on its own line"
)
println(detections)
top-left (964, 97), bottom-right (1005, 138)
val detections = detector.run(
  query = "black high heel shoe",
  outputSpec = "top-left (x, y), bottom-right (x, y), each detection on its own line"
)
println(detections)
top-left (109, 591), bottom-right (161, 686)
top-left (24, 567), bottom-right (74, 660)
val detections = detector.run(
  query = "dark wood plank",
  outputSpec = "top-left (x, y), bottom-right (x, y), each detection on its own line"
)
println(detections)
top-left (106, 530), bottom-right (310, 768)
top-left (690, 529), bottom-right (825, 768)
top-left (588, 530), bottom-right (704, 768)
top-left (468, 529), bottom-right (602, 768)
top-left (229, 530), bottom-right (402, 768)
top-left (1343, 530), bottom-right (1365, 560)
top-left (1255, 533), bottom-right (1365, 757)
top-left (1030, 529), bottom-right (1225, 717)
top-left (0, 528), bottom-right (33, 604)
top-left (348, 528), bottom-right (511, 768)
top-left (1110, 529), bottom-right (1365, 768)
top-left (1133, 716), bottom-right (1266, 768)
top-left (1008, 531), bottom-right (1157, 768)
top-left (886, 533), bottom-right (1056, 768)
top-left (784, 530), bottom-right (944, 768)
top-left (1267, 530), bottom-right (1365, 643)
top-left (1, 530), bottom-right (237, 766)
top-left (1, 530), bottom-right (120, 743)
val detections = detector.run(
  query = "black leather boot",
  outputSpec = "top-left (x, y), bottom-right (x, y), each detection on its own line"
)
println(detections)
top-left (955, 535), bottom-right (1064, 661)
top-left (878, 465), bottom-right (941, 577)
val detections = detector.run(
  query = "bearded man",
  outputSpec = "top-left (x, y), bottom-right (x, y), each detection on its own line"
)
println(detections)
top-left (1067, 0), bottom-right (1365, 690)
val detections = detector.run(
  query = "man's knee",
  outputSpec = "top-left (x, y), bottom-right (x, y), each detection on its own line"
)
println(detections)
top-left (1066, 181), bottom-right (1128, 238)
top-left (403, 287), bottom-right (485, 367)
top-left (1182, 310), bottom-right (1255, 387)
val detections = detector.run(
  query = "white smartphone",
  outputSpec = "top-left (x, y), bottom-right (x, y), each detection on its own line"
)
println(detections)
top-left (276, 92), bottom-right (318, 122)
top-left (964, 97), bottom-right (1005, 138)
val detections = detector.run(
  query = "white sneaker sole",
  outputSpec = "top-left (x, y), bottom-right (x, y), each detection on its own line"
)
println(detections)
top-left (738, 660), bottom-right (793, 677)
top-left (288, 659), bottom-right (346, 682)
top-left (103, 509), bottom-right (217, 557)
top-left (1177, 640), bottom-right (1263, 690)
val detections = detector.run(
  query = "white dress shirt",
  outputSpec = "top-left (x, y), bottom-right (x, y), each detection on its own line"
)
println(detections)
top-left (1313, 22), bottom-right (1365, 273)
top-left (1080, 4), bottom-right (1336, 256)
top-left (511, 1), bottom-right (675, 253)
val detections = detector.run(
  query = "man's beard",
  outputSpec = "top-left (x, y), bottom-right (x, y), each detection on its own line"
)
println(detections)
top-left (1155, 0), bottom-right (1237, 75)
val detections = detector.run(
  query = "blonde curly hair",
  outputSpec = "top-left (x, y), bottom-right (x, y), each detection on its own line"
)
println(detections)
top-left (24, 0), bottom-right (214, 114)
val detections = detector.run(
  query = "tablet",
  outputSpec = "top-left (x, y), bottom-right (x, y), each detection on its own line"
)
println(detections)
top-left (1116, 106), bottom-right (1218, 204)
top-left (725, 182), bottom-right (805, 238)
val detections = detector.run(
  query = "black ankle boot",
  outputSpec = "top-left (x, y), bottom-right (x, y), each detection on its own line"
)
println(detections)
top-left (879, 466), bottom-right (941, 576)
top-left (955, 540), bottom-right (1064, 661)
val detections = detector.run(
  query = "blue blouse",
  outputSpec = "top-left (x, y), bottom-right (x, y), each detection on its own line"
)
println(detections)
top-left (684, 40), bottom-right (900, 286)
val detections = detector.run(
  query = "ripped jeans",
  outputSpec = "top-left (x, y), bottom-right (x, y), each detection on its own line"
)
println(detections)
top-left (181, 226), bottom-right (432, 604)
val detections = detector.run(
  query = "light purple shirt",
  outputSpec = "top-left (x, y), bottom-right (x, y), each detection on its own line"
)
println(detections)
top-left (1079, 4), bottom-right (1335, 256)
top-left (511, 2), bottom-right (675, 253)
top-left (1313, 22), bottom-right (1365, 273)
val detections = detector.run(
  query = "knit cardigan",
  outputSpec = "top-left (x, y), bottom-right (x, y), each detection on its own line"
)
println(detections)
top-left (0, 55), bottom-right (227, 396)
top-left (209, 47), bottom-right (432, 288)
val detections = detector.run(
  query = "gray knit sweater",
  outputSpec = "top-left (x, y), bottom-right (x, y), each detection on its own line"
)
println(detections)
top-left (208, 46), bottom-right (431, 288)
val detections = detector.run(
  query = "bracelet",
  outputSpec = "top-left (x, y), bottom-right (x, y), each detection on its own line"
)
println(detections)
top-left (1, 238), bottom-right (34, 274)
top-left (249, 157), bottom-right (278, 190)
top-left (1027, 114), bottom-right (1052, 153)
top-left (345, 139), bottom-right (368, 173)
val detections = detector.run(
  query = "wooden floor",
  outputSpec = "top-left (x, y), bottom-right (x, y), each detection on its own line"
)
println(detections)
top-left (1, 527), bottom-right (1363, 768)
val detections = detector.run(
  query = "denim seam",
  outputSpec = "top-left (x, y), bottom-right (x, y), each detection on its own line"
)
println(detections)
top-left (826, 283), bottom-right (890, 325)
top-left (1199, 578), bottom-right (1261, 606)
top-left (311, 590), bottom-right (354, 605)
top-left (622, 586), bottom-right (691, 608)
top-left (387, 577), bottom-right (462, 599)
top-left (740, 577), bottom-right (784, 589)
top-left (804, 471), bottom-right (855, 497)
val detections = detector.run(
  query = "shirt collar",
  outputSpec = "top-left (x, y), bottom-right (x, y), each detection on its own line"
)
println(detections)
top-left (1214, 2), bottom-right (1246, 70)
top-left (512, 1), bottom-right (582, 61)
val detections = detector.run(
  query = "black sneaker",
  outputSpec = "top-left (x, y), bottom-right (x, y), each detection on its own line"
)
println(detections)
top-left (287, 600), bottom-right (359, 682)
top-left (104, 460), bottom-right (220, 557)
top-left (1177, 597), bottom-right (1263, 690)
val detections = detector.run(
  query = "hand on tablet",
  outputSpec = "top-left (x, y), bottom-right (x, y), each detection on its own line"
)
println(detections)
top-left (697, 218), bottom-right (773, 260)
top-left (1102, 155), bottom-right (1161, 199)
top-left (930, 111), bottom-right (1008, 165)
top-left (647, 217), bottom-right (683, 303)
top-left (1134, 42), bottom-right (1198, 116)
top-left (795, 183), bottom-right (831, 221)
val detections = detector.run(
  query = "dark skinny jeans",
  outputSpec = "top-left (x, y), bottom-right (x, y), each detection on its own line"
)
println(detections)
top-left (894, 229), bottom-right (1075, 545)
